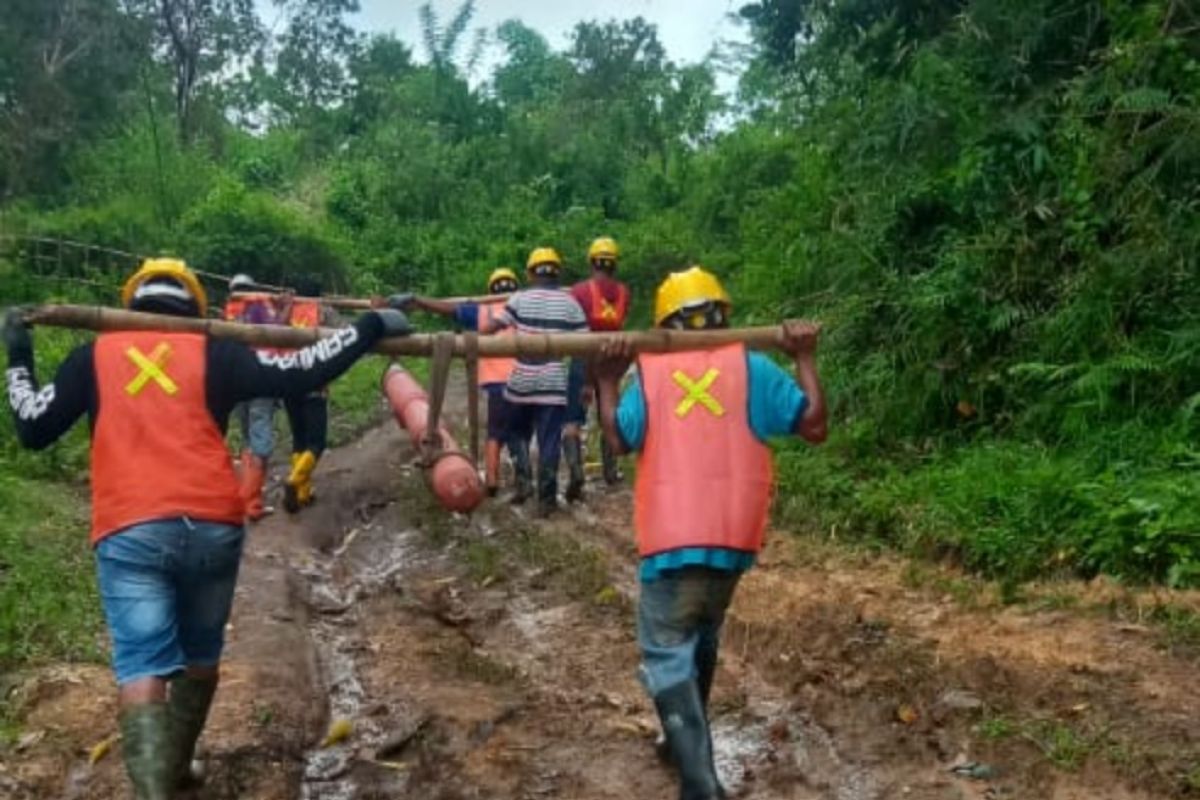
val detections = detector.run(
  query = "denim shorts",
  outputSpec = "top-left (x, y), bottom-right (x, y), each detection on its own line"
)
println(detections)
top-left (95, 518), bottom-right (245, 685)
top-left (636, 566), bottom-right (742, 697)
top-left (236, 398), bottom-right (277, 458)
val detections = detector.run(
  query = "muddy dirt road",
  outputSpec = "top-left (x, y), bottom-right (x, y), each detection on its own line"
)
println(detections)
top-left (3, 391), bottom-right (1198, 799)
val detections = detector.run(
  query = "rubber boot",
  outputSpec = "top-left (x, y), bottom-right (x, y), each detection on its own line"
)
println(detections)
top-left (239, 451), bottom-right (270, 521)
top-left (536, 459), bottom-right (559, 517)
top-left (509, 439), bottom-right (533, 506)
top-left (658, 649), bottom-right (719, 763)
top-left (168, 675), bottom-right (217, 789)
top-left (654, 681), bottom-right (725, 800)
top-left (563, 436), bottom-right (585, 503)
top-left (284, 450), bottom-right (316, 514)
top-left (601, 435), bottom-right (622, 486)
top-left (119, 703), bottom-right (176, 800)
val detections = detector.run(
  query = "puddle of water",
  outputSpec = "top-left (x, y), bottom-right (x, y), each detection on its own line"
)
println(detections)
top-left (299, 525), bottom-right (428, 800)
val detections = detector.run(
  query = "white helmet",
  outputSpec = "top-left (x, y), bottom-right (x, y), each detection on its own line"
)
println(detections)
top-left (229, 273), bottom-right (255, 292)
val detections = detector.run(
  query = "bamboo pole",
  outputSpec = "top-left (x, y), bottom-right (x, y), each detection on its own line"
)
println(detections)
top-left (228, 291), bottom-right (376, 311)
top-left (229, 291), bottom-right (509, 310)
top-left (24, 304), bottom-right (792, 357)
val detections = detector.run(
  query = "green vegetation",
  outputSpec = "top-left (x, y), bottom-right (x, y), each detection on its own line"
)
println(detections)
top-left (0, 475), bottom-right (101, 669)
top-left (0, 0), bottom-right (1198, 669)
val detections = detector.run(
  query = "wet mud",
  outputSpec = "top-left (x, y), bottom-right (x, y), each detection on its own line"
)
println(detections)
top-left (2, 383), bottom-right (1197, 799)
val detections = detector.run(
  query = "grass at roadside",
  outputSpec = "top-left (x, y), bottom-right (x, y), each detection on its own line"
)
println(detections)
top-left (0, 474), bottom-right (102, 672)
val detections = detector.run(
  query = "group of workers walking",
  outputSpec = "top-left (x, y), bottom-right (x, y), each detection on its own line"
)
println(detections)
top-left (221, 273), bottom-right (336, 519)
top-left (2, 238), bottom-right (826, 800)
top-left (393, 236), bottom-right (630, 515)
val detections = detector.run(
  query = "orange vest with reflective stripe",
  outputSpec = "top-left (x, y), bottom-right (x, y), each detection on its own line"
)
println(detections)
top-left (476, 303), bottom-right (516, 387)
top-left (633, 344), bottom-right (773, 557)
top-left (586, 279), bottom-right (629, 331)
top-left (91, 332), bottom-right (244, 544)
top-left (289, 299), bottom-right (321, 329)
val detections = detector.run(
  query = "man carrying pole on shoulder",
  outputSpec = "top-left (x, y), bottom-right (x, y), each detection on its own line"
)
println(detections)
top-left (480, 247), bottom-right (588, 515)
top-left (592, 266), bottom-right (827, 800)
top-left (564, 236), bottom-right (631, 501)
top-left (276, 276), bottom-right (339, 513)
top-left (389, 267), bottom-right (521, 497)
top-left (2, 259), bottom-right (412, 799)
top-left (223, 273), bottom-right (283, 521)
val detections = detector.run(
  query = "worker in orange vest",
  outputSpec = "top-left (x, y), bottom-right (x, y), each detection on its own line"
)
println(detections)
top-left (222, 273), bottom-right (284, 520)
top-left (593, 267), bottom-right (827, 800)
top-left (388, 267), bottom-right (521, 496)
top-left (2, 259), bottom-right (412, 799)
top-left (564, 236), bottom-right (631, 500)
top-left (276, 276), bottom-right (338, 513)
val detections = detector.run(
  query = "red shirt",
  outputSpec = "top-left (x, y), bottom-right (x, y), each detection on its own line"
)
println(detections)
top-left (570, 275), bottom-right (630, 331)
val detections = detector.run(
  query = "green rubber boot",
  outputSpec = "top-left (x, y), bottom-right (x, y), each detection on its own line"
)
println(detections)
top-left (168, 675), bottom-right (217, 788)
top-left (655, 680), bottom-right (725, 800)
top-left (119, 703), bottom-right (176, 800)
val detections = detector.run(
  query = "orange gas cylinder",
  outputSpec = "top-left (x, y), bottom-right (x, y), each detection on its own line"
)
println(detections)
top-left (382, 365), bottom-right (484, 513)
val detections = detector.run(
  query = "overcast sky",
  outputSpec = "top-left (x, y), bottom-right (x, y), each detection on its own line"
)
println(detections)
top-left (261, 1), bottom-right (749, 85)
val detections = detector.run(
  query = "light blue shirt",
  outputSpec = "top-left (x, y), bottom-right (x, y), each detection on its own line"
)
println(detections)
top-left (617, 351), bottom-right (807, 581)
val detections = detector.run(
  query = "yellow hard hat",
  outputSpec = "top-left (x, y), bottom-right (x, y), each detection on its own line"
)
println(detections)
top-left (487, 267), bottom-right (519, 293)
top-left (653, 266), bottom-right (731, 326)
top-left (588, 236), bottom-right (620, 262)
top-left (121, 258), bottom-right (208, 316)
top-left (525, 247), bottom-right (562, 274)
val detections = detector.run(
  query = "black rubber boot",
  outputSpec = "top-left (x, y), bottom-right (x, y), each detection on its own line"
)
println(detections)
top-left (509, 439), bottom-right (533, 505)
top-left (168, 675), bottom-right (217, 789)
top-left (563, 436), bottom-right (585, 503)
top-left (658, 651), bottom-right (718, 764)
top-left (654, 681), bottom-right (725, 800)
top-left (119, 703), bottom-right (176, 800)
top-left (601, 435), bottom-right (622, 486)
top-left (536, 460), bottom-right (559, 517)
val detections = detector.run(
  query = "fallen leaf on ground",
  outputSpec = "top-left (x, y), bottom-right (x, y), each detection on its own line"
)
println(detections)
top-left (320, 718), bottom-right (353, 748)
top-left (88, 734), bottom-right (119, 765)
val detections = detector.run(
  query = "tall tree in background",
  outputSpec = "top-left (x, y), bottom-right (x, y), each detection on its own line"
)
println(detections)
top-left (136, 0), bottom-right (263, 141)
top-left (0, 0), bottom-right (144, 199)
top-left (272, 0), bottom-right (361, 118)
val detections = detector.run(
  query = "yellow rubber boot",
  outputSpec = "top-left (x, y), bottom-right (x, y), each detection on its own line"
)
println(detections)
top-left (284, 451), bottom-right (316, 514)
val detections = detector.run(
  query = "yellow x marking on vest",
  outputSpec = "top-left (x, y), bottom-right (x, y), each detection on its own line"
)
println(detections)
top-left (125, 343), bottom-right (178, 396)
top-left (672, 368), bottom-right (724, 418)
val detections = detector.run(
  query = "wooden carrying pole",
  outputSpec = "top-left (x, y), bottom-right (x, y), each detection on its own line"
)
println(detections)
top-left (229, 292), bottom-right (509, 311)
top-left (25, 304), bottom-right (791, 357)
top-left (229, 291), bottom-right (377, 311)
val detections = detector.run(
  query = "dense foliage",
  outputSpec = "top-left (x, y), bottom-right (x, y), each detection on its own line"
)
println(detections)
top-left (1, 0), bottom-right (1197, 586)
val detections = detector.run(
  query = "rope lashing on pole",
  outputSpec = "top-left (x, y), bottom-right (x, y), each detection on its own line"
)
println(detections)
top-left (24, 305), bottom-right (797, 358)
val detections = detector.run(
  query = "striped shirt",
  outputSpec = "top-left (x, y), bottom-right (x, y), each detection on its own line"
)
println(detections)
top-left (499, 287), bottom-right (588, 405)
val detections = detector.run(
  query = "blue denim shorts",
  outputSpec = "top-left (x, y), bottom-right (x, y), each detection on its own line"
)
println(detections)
top-left (236, 398), bottom-right (277, 458)
top-left (95, 518), bottom-right (245, 685)
top-left (637, 566), bottom-right (742, 698)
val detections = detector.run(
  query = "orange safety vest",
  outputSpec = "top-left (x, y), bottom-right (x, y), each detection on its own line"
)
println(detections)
top-left (633, 344), bottom-right (773, 558)
top-left (90, 332), bottom-right (245, 544)
top-left (289, 299), bottom-right (321, 329)
top-left (476, 303), bottom-right (516, 387)
top-left (586, 279), bottom-right (629, 332)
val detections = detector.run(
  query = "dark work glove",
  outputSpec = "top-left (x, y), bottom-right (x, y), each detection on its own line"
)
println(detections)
top-left (387, 293), bottom-right (415, 311)
top-left (2, 308), bottom-right (32, 361)
top-left (374, 309), bottom-right (413, 338)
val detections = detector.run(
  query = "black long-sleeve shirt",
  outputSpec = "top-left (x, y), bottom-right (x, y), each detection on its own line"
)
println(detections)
top-left (5, 314), bottom-right (386, 450)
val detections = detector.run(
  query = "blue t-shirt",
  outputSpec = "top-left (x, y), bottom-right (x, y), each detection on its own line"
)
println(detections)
top-left (452, 302), bottom-right (480, 330)
top-left (617, 351), bottom-right (807, 581)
